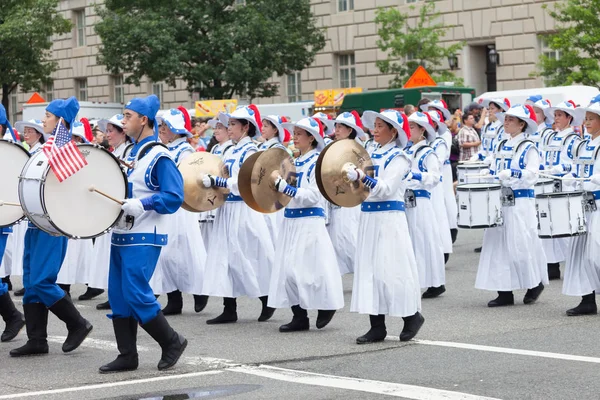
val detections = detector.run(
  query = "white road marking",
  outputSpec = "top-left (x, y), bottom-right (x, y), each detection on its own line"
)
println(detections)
top-left (47, 336), bottom-right (151, 352)
top-left (0, 371), bottom-right (223, 399)
top-left (231, 365), bottom-right (502, 400)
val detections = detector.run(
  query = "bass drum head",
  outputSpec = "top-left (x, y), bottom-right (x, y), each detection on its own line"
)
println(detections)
top-left (43, 144), bottom-right (127, 238)
top-left (0, 140), bottom-right (30, 227)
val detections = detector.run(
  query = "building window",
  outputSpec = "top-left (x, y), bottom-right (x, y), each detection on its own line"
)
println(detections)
top-left (152, 82), bottom-right (163, 106)
top-left (45, 81), bottom-right (54, 102)
top-left (287, 72), bottom-right (302, 103)
top-left (338, 0), bottom-right (354, 12)
top-left (540, 37), bottom-right (561, 61)
top-left (113, 75), bottom-right (124, 103)
top-left (74, 9), bottom-right (86, 47)
top-left (76, 79), bottom-right (88, 101)
top-left (338, 54), bottom-right (356, 88)
top-left (10, 93), bottom-right (18, 123)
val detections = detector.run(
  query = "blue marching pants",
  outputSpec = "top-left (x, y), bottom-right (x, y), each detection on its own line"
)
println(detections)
top-left (22, 228), bottom-right (68, 306)
top-left (0, 232), bottom-right (8, 296)
top-left (108, 244), bottom-right (162, 324)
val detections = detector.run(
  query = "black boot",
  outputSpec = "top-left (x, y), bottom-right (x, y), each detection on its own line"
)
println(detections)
top-left (96, 301), bottom-right (111, 310)
top-left (422, 285), bottom-right (446, 299)
top-left (444, 254), bottom-right (450, 264)
top-left (523, 283), bottom-right (544, 304)
top-left (258, 296), bottom-right (275, 322)
top-left (58, 284), bottom-right (71, 298)
top-left (2, 276), bottom-right (12, 291)
top-left (279, 305), bottom-right (309, 332)
top-left (400, 312), bottom-right (425, 342)
top-left (162, 290), bottom-right (183, 316)
top-left (78, 286), bottom-right (105, 301)
top-left (48, 295), bottom-right (93, 352)
top-left (567, 292), bottom-right (597, 316)
top-left (316, 310), bottom-right (336, 329)
top-left (450, 229), bottom-right (458, 244)
top-left (548, 263), bottom-right (561, 280)
top-left (10, 303), bottom-right (49, 357)
top-left (356, 314), bottom-right (387, 344)
top-left (0, 292), bottom-right (25, 342)
top-left (474, 247), bottom-right (482, 253)
top-left (14, 288), bottom-right (25, 297)
top-left (99, 317), bottom-right (139, 373)
top-left (488, 291), bottom-right (514, 307)
top-left (141, 312), bottom-right (187, 370)
top-left (193, 295), bottom-right (208, 313)
top-left (206, 297), bottom-right (237, 324)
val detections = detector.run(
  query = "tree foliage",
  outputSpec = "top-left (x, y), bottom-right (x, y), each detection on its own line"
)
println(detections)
top-left (95, 0), bottom-right (325, 100)
top-left (0, 0), bottom-right (71, 110)
top-left (535, 0), bottom-right (600, 88)
top-left (375, 1), bottom-right (463, 88)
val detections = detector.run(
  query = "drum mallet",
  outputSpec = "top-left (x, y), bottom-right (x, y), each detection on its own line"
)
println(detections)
top-left (0, 201), bottom-right (21, 207)
top-left (538, 172), bottom-right (589, 181)
top-left (88, 186), bottom-right (124, 205)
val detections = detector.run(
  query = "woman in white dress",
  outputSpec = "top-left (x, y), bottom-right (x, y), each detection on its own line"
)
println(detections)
top-left (562, 101), bottom-right (600, 315)
top-left (347, 109), bottom-right (424, 344)
top-left (475, 104), bottom-right (548, 306)
top-left (268, 117), bottom-right (344, 332)
top-left (312, 112), bottom-right (335, 146)
top-left (151, 108), bottom-right (208, 315)
top-left (201, 105), bottom-right (275, 324)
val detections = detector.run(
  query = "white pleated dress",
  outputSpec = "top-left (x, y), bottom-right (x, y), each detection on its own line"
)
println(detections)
top-left (439, 131), bottom-right (458, 230)
top-left (258, 138), bottom-right (287, 244)
top-left (476, 134), bottom-right (548, 291)
top-left (404, 141), bottom-right (446, 288)
top-left (429, 137), bottom-right (453, 254)
top-left (327, 204), bottom-right (360, 275)
top-left (150, 138), bottom-right (207, 295)
top-left (268, 149), bottom-right (344, 310)
top-left (202, 136), bottom-right (274, 298)
top-left (350, 142), bottom-right (421, 317)
top-left (563, 135), bottom-right (600, 296)
top-left (57, 239), bottom-right (94, 285)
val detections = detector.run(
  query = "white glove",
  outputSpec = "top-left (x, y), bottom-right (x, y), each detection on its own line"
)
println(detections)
top-left (548, 165), bottom-right (564, 175)
top-left (121, 199), bottom-right (144, 218)
top-left (480, 168), bottom-right (491, 176)
top-left (202, 174), bottom-right (213, 188)
top-left (497, 169), bottom-right (511, 181)
top-left (345, 163), bottom-right (365, 182)
top-left (274, 176), bottom-right (287, 193)
top-left (470, 153), bottom-right (481, 162)
top-left (591, 174), bottom-right (600, 185)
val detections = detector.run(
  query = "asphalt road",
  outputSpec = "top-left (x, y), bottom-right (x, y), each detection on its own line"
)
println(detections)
top-left (1, 228), bottom-right (600, 400)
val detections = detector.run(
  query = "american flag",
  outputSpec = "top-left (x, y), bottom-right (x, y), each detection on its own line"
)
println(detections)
top-left (42, 119), bottom-right (88, 182)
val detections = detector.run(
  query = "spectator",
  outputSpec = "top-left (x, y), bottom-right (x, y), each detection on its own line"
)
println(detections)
top-left (192, 118), bottom-right (211, 148)
top-left (457, 113), bottom-right (481, 161)
top-left (404, 104), bottom-right (415, 117)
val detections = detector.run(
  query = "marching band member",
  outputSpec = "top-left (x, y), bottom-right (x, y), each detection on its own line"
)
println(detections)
top-left (327, 111), bottom-right (366, 275)
top-left (562, 101), bottom-right (600, 315)
top-left (471, 98), bottom-right (510, 163)
top-left (525, 96), bottom-right (553, 149)
top-left (11, 97), bottom-right (93, 357)
top-left (348, 109), bottom-right (424, 344)
top-left (201, 105), bottom-right (276, 324)
top-left (89, 114), bottom-right (130, 311)
top-left (405, 112), bottom-right (446, 297)
top-left (313, 112), bottom-right (335, 146)
top-left (99, 95), bottom-right (187, 373)
top-left (475, 104), bottom-right (548, 307)
top-left (541, 100), bottom-right (584, 280)
top-left (151, 108), bottom-right (208, 315)
top-left (268, 117), bottom-right (344, 331)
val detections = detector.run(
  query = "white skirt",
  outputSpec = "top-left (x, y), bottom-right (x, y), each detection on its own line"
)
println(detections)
top-left (443, 163), bottom-right (458, 229)
top-left (268, 216), bottom-right (344, 310)
top-left (327, 205), bottom-right (360, 275)
top-left (57, 239), bottom-right (94, 285)
top-left (150, 208), bottom-right (207, 295)
top-left (0, 220), bottom-right (27, 277)
top-left (264, 213), bottom-right (279, 244)
top-left (563, 203), bottom-right (600, 296)
top-left (350, 210), bottom-right (421, 317)
top-left (431, 184), bottom-right (453, 254)
top-left (86, 233), bottom-right (111, 289)
top-left (541, 237), bottom-right (570, 264)
top-left (202, 201), bottom-right (274, 298)
top-left (406, 197), bottom-right (446, 288)
top-left (476, 198), bottom-right (548, 291)
top-left (200, 221), bottom-right (212, 250)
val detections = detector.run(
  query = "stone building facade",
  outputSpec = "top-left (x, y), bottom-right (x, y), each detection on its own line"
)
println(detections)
top-left (8, 0), bottom-right (560, 121)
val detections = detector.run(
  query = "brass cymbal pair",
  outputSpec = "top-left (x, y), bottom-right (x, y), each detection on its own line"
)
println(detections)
top-left (178, 152), bottom-right (230, 212)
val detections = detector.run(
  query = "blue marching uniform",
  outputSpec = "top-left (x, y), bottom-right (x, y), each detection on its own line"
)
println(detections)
top-left (0, 228), bottom-right (11, 296)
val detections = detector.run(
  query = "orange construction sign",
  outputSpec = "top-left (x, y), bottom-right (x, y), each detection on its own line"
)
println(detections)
top-left (26, 92), bottom-right (46, 104)
top-left (403, 66), bottom-right (437, 88)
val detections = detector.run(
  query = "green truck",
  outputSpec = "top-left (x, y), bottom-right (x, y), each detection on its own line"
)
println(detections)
top-left (339, 86), bottom-right (476, 115)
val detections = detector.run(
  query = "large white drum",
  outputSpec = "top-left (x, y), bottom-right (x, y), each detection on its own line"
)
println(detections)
top-left (457, 163), bottom-right (488, 184)
top-left (457, 183), bottom-right (503, 228)
top-left (0, 140), bottom-right (30, 227)
top-left (19, 143), bottom-right (127, 238)
top-left (536, 191), bottom-right (587, 238)
top-left (534, 178), bottom-right (557, 196)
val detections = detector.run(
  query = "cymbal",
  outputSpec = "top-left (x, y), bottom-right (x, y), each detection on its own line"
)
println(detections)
top-left (238, 148), bottom-right (296, 213)
top-left (178, 152), bottom-right (230, 212)
top-left (316, 139), bottom-right (373, 207)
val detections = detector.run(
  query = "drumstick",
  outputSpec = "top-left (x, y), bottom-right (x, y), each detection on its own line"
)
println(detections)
top-left (537, 172), bottom-right (589, 181)
top-left (118, 159), bottom-right (133, 169)
top-left (88, 186), bottom-right (124, 205)
top-left (0, 201), bottom-right (21, 207)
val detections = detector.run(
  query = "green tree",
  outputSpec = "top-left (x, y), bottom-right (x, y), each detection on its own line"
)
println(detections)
top-left (0, 0), bottom-right (71, 111)
top-left (375, 1), bottom-right (463, 88)
top-left (535, 0), bottom-right (600, 88)
top-left (95, 0), bottom-right (325, 100)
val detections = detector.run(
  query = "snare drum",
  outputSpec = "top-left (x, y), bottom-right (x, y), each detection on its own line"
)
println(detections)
top-left (457, 183), bottom-right (503, 228)
top-left (19, 144), bottom-right (128, 238)
top-left (457, 163), bottom-right (488, 184)
top-left (0, 140), bottom-right (30, 227)
top-left (535, 191), bottom-right (587, 238)
top-left (534, 178), bottom-right (555, 196)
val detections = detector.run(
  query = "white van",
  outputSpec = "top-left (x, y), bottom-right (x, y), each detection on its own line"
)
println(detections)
top-left (476, 86), bottom-right (600, 107)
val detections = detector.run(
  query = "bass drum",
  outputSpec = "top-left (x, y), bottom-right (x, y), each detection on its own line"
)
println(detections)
top-left (0, 140), bottom-right (30, 227)
top-left (19, 143), bottom-right (128, 238)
